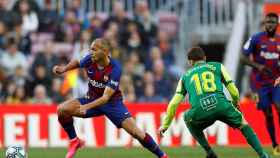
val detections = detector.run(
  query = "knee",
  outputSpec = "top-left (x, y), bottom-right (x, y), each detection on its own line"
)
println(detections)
top-left (57, 103), bottom-right (68, 116)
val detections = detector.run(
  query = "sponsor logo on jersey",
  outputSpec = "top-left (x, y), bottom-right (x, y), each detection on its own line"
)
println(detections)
top-left (260, 51), bottom-right (279, 59)
top-left (110, 80), bottom-right (119, 87)
top-left (89, 79), bottom-right (106, 88)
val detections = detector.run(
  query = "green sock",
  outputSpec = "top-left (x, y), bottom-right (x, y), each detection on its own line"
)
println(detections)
top-left (241, 125), bottom-right (266, 158)
top-left (188, 125), bottom-right (214, 155)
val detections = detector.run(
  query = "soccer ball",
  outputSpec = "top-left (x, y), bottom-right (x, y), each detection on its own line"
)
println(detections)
top-left (5, 145), bottom-right (26, 158)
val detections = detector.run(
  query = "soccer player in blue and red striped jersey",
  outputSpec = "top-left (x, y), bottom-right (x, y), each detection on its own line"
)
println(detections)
top-left (241, 12), bottom-right (280, 155)
top-left (53, 38), bottom-right (169, 158)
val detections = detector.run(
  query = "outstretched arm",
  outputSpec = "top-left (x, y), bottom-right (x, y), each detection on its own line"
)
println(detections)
top-left (159, 79), bottom-right (186, 136)
top-left (53, 60), bottom-right (80, 75)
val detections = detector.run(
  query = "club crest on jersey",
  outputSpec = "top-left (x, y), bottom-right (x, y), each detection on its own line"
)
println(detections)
top-left (104, 75), bottom-right (109, 82)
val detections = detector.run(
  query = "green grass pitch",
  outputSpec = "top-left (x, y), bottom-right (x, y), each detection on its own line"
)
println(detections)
top-left (1, 146), bottom-right (277, 158)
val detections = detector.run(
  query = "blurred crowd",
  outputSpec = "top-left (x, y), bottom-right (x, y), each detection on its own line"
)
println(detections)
top-left (0, 0), bottom-right (181, 105)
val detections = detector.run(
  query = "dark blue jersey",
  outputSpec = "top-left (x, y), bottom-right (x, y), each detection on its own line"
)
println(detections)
top-left (79, 54), bottom-right (122, 101)
top-left (243, 31), bottom-right (280, 89)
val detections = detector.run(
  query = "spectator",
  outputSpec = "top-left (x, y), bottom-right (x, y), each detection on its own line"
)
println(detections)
top-left (5, 86), bottom-right (27, 104)
top-left (153, 59), bottom-right (172, 100)
top-left (0, 0), bottom-right (18, 30)
top-left (134, 0), bottom-right (157, 45)
top-left (72, 30), bottom-right (91, 60)
top-left (3, 81), bottom-right (17, 102)
top-left (0, 38), bottom-right (27, 76)
top-left (88, 16), bottom-right (104, 39)
top-left (136, 70), bottom-right (155, 98)
top-left (7, 65), bottom-right (28, 87)
top-left (138, 83), bottom-right (165, 102)
top-left (0, 21), bottom-right (7, 50)
top-left (123, 59), bottom-right (142, 97)
top-left (9, 22), bottom-right (32, 55)
top-left (157, 30), bottom-right (175, 67)
top-left (109, 36), bottom-right (126, 63)
top-left (63, 9), bottom-right (81, 41)
top-left (31, 40), bottom-right (59, 77)
top-left (126, 22), bottom-right (146, 56)
top-left (128, 52), bottom-right (145, 77)
top-left (50, 78), bottom-right (64, 103)
top-left (145, 46), bottom-right (162, 70)
top-left (68, 0), bottom-right (85, 23)
top-left (30, 84), bottom-right (51, 104)
top-left (13, 0), bottom-right (40, 14)
top-left (16, 0), bottom-right (39, 36)
top-left (120, 74), bottom-right (136, 103)
top-left (38, 0), bottom-right (59, 32)
top-left (26, 65), bottom-right (52, 97)
top-left (103, 1), bottom-right (130, 47)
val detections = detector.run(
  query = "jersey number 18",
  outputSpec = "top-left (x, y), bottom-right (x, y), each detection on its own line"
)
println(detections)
top-left (191, 71), bottom-right (217, 95)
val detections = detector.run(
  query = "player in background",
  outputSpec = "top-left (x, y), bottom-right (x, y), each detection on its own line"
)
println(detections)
top-left (241, 12), bottom-right (280, 155)
top-left (53, 38), bottom-right (169, 158)
top-left (158, 47), bottom-right (270, 158)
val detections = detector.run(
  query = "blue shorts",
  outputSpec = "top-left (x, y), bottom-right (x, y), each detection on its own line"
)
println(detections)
top-left (78, 98), bottom-right (131, 128)
top-left (257, 86), bottom-right (280, 110)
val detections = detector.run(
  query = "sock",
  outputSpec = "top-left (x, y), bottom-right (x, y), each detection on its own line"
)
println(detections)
top-left (265, 118), bottom-right (278, 147)
top-left (58, 116), bottom-right (77, 139)
top-left (187, 126), bottom-right (215, 155)
top-left (139, 133), bottom-right (165, 158)
top-left (241, 125), bottom-right (266, 157)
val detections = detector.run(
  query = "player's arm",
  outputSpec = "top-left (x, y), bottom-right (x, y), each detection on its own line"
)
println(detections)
top-left (159, 78), bottom-right (186, 136)
top-left (80, 86), bottom-right (115, 113)
top-left (221, 64), bottom-right (239, 106)
top-left (241, 36), bottom-right (271, 73)
top-left (53, 54), bottom-right (92, 75)
top-left (53, 60), bottom-right (80, 75)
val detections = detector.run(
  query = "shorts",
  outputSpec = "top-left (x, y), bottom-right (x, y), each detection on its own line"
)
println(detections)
top-left (184, 103), bottom-right (243, 130)
top-left (257, 86), bottom-right (280, 110)
top-left (78, 97), bottom-right (131, 128)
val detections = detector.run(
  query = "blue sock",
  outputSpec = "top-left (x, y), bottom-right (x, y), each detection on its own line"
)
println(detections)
top-left (266, 120), bottom-right (278, 147)
top-left (58, 117), bottom-right (77, 140)
top-left (139, 133), bottom-right (165, 158)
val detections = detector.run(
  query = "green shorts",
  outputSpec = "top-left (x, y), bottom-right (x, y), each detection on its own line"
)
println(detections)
top-left (184, 103), bottom-right (243, 130)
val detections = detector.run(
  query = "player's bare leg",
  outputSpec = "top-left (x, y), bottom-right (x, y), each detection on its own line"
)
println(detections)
top-left (262, 106), bottom-right (279, 154)
top-left (57, 99), bottom-right (85, 158)
top-left (121, 117), bottom-right (168, 158)
top-left (238, 117), bottom-right (270, 158)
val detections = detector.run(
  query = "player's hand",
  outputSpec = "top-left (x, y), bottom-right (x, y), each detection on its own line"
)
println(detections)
top-left (274, 77), bottom-right (280, 87)
top-left (52, 65), bottom-right (66, 75)
top-left (79, 105), bottom-right (88, 115)
top-left (158, 126), bottom-right (167, 137)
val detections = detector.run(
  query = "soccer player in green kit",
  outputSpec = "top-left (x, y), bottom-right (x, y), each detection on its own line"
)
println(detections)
top-left (158, 47), bottom-right (270, 158)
